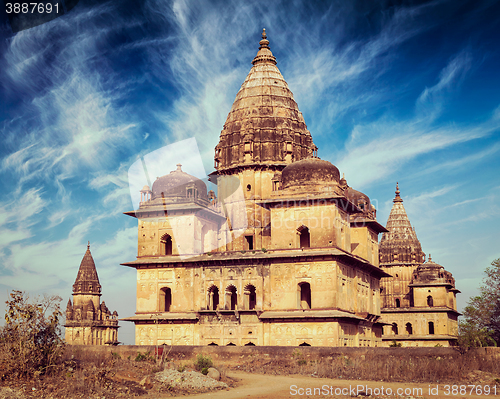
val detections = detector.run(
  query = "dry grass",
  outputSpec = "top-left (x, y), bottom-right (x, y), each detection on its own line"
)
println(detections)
top-left (0, 346), bottom-right (234, 398)
top-left (228, 351), bottom-right (500, 383)
top-left (0, 346), bottom-right (155, 398)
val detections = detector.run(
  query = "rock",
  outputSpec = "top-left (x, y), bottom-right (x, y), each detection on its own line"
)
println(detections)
top-left (207, 367), bottom-right (220, 381)
top-left (139, 375), bottom-right (153, 389)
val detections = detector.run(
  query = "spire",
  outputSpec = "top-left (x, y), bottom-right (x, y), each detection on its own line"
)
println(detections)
top-left (379, 184), bottom-right (425, 265)
top-left (394, 182), bottom-right (403, 203)
top-left (252, 28), bottom-right (277, 65)
top-left (215, 29), bottom-right (316, 171)
top-left (73, 243), bottom-right (101, 295)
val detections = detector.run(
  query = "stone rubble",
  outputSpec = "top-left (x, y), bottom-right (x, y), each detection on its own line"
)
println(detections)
top-left (154, 368), bottom-right (228, 391)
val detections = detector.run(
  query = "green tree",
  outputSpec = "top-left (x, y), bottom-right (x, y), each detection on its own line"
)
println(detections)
top-left (459, 258), bottom-right (500, 348)
top-left (0, 290), bottom-right (65, 379)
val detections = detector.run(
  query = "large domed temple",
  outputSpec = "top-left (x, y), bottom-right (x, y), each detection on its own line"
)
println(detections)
top-left (120, 30), bottom-right (459, 347)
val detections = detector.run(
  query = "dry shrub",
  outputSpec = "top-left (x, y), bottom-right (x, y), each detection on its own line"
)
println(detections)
top-left (0, 291), bottom-right (65, 380)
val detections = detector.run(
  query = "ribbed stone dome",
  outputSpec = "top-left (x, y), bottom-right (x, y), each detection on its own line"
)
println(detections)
top-left (412, 256), bottom-right (456, 286)
top-left (345, 187), bottom-right (371, 210)
top-left (214, 29), bottom-right (317, 171)
top-left (73, 242), bottom-right (101, 294)
top-left (281, 157), bottom-right (340, 189)
top-left (151, 164), bottom-right (207, 201)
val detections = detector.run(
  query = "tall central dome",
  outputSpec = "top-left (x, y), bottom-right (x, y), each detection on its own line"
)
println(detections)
top-left (214, 29), bottom-right (317, 171)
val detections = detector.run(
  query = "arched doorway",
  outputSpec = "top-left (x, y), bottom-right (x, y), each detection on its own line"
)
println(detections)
top-left (208, 286), bottom-right (219, 310)
top-left (298, 225), bottom-right (310, 248)
top-left (225, 286), bottom-right (237, 310)
top-left (161, 233), bottom-right (173, 255)
top-left (298, 282), bottom-right (311, 309)
top-left (159, 287), bottom-right (171, 312)
top-left (244, 285), bottom-right (256, 310)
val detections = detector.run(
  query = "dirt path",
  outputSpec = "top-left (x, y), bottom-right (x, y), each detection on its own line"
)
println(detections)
top-left (185, 371), bottom-right (495, 399)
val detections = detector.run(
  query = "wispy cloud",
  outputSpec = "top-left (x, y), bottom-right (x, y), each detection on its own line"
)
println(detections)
top-left (416, 50), bottom-right (472, 120)
top-left (0, 188), bottom-right (47, 250)
top-left (2, 2), bottom-right (140, 190)
top-left (335, 45), bottom-right (498, 190)
top-left (89, 163), bottom-right (133, 215)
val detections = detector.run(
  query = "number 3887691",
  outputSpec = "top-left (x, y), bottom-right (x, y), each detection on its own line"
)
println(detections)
top-left (6, 3), bottom-right (59, 14)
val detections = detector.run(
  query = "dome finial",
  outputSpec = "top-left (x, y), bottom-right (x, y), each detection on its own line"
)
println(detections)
top-left (253, 28), bottom-right (275, 65)
top-left (428, 253), bottom-right (432, 262)
top-left (393, 182), bottom-right (403, 203)
top-left (176, 163), bottom-right (182, 171)
top-left (87, 241), bottom-right (90, 250)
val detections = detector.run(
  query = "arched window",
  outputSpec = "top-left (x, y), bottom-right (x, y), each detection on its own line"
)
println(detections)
top-left (159, 287), bottom-right (172, 312)
top-left (226, 342), bottom-right (236, 346)
top-left (208, 342), bottom-right (218, 346)
top-left (427, 295), bottom-right (433, 307)
top-left (161, 233), bottom-right (173, 255)
top-left (298, 282), bottom-right (311, 309)
top-left (225, 285), bottom-right (237, 310)
top-left (245, 235), bottom-right (254, 250)
top-left (299, 342), bottom-right (311, 346)
top-left (428, 321), bottom-right (435, 335)
top-left (298, 225), bottom-right (310, 248)
top-left (395, 298), bottom-right (400, 308)
top-left (208, 286), bottom-right (219, 310)
top-left (406, 322), bottom-right (413, 335)
top-left (244, 342), bottom-right (256, 346)
top-left (244, 285), bottom-right (256, 310)
top-left (392, 323), bottom-right (398, 335)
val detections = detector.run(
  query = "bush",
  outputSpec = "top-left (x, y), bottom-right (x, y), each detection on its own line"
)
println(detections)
top-left (194, 354), bottom-right (213, 372)
top-left (389, 340), bottom-right (402, 347)
top-left (135, 351), bottom-right (154, 362)
top-left (0, 290), bottom-right (64, 379)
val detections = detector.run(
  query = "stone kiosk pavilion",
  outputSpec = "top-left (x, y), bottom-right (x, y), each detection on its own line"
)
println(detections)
top-left (65, 243), bottom-right (119, 345)
top-left (121, 30), bottom-right (459, 347)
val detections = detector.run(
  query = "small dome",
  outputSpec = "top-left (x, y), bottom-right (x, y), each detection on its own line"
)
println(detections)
top-left (151, 164), bottom-right (207, 201)
top-left (141, 185), bottom-right (151, 191)
top-left (412, 255), bottom-right (455, 285)
top-left (346, 187), bottom-right (371, 211)
top-left (281, 158), bottom-right (340, 189)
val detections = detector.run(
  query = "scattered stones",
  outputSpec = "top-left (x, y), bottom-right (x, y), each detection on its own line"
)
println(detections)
top-left (154, 368), bottom-right (228, 391)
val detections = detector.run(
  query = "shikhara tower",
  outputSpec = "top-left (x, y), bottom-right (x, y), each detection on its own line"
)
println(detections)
top-left (65, 243), bottom-right (119, 345)
top-left (379, 184), bottom-right (460, 346)
top-left (121, 30), bottom-right (458, 347)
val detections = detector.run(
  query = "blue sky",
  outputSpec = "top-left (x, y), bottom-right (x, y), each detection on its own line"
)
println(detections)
top-left (1, 0), bottom-right (499, 345)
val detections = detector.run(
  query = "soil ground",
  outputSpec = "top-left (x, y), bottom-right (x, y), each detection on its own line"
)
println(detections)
top-left (187, 371), bottom-right (497, 399)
